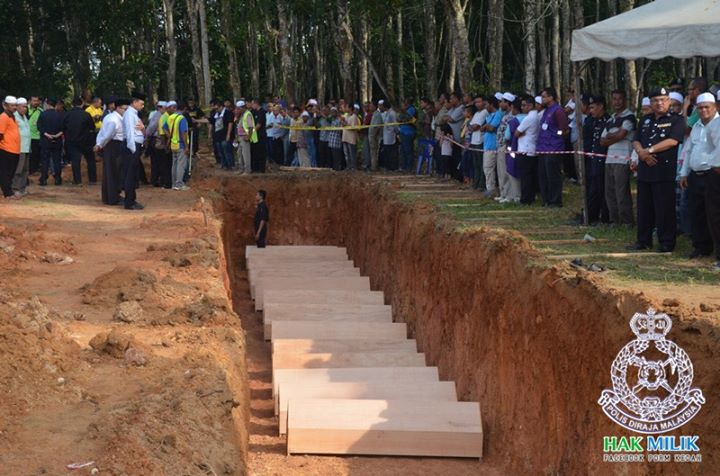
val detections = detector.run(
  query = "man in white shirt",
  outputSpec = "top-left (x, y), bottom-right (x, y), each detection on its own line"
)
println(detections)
top-left (470, 95), bottom-right (488, 190)
top-left (679, 92), bottom-right (720, 262)
top-left (515, 94), bottom-right (541, 204)
top-left (380, 100), bottom-right (398, 170)
top-left (600, 89), bottom-right (636, 226)
top-left (95, 98), bottom-right (128, 206)
top-left (121, 92), bottom-right (146, 210)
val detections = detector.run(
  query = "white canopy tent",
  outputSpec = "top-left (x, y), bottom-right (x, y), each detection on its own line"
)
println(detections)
top-left (571, 0), bottom-right (720, 61)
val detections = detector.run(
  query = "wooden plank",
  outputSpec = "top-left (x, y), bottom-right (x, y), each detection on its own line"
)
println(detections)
top-left (272, 351), bottom-right (426, 370)
top-left (251, 267), bottom-right (361, 300)
top-left (546, 252), bottom-right (668, 260)
top-left (248, 261), bottom-right (356, 286)
top-left (272, 366), bottom-right (440, 399)
top-left (264, 304), bottom-right (392, 340)
top-left (256, 278), bottom-right (372, 310)
top-left (262, 290), bottom-right (385, 309)
top-left (270, 321), bottom-right (407, 341)
top-left (287, 399), bottom-right (483, 458)
top-left (247, 257), bottom-right (351, 275)
top-left (245, 245), bottom-right (346, 258)
top-left (277, 381), bottom-right (457, 434)
top-left (272, 339), bottom-right (418, 355)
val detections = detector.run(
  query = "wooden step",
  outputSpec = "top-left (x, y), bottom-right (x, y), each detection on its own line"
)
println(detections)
top-left (251, 267), bottom-right (361, 300)
top-left (272, 367), bottom-right (439, 400)
top-left (245, 245), bottom-right (347, 258)
top-left (256, 277), bottom-right (371, 310)
top-left (272, 339), bottom-right (418, 355)
top-left (264, 304), bottom-right (393, 340)
top-left (277, 381), bottom-right (457, 434)
top-left (270, 321), bottom-right (407, 341)
top-left (287, 399), bottom-right (483, 458)
top-left (247, 254), bottom-right (350, 270)
top-left (262, 290), bottom-right (385, 309)
top-left (273, 351), bottom-right (426, 371)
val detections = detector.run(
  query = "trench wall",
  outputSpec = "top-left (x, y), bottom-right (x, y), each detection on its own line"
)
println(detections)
top-left (220, 174), bottom-right (718, 475)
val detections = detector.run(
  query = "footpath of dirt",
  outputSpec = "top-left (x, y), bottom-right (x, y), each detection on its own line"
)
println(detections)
top-left (220, 173), bottom-right (719, 476)
top-left (0, 173), bottom-right (249, 475)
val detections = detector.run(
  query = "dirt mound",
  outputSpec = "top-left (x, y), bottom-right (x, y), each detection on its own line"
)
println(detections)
top-left (147, 237), bottom-right (220, 268)
top-left (0, 222), bottom-right (75, 269)
top-left (80, 266), bottom-right (233, 326)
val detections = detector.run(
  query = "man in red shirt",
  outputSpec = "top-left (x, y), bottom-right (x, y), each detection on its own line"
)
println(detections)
top-left (0, 96), bottom-right (21, 198)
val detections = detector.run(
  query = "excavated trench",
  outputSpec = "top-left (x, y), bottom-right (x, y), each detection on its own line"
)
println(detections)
top-left (217, 173), bottom-right (718, 475)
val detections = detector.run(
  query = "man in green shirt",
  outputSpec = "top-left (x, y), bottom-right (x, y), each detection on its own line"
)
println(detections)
top-left (27, 96), bottom-right (42, 174)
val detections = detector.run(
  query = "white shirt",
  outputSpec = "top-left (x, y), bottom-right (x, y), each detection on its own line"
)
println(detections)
top-left (680, 113), bottom-right (720, 177)
top-left (96, 111), bottom-right (124, 148)
top-left (602, 109), bottom-right (635, 165)
top-left (123, 106), bottom-right (145, 153)
top-left (470, 110), bottom-right (488, 145)
top-left (383, 108), bottom-right (398, 145)
top-left (516, 109), bottom-right (540, 155)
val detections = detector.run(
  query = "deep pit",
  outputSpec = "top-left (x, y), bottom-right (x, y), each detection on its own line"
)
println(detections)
top-left (217, 173), bottom-right (718, 475)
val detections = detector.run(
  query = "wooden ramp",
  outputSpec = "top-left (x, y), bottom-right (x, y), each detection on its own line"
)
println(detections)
top-left (250, 245), bottom-right (483, 459)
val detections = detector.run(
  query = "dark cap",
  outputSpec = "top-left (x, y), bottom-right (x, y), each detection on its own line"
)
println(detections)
top-left (669, 78), bottom-right (684, 88)
top-left (131, 91), bottom-right (147, 101)
top-left (115, 98), bottom-right (131, 107)
top-left (588, 95), bottom-right (605, 106)
top-left (648, 87), bottom-right (669, 98)
top-left (105, 95), bottom-right (117, 105)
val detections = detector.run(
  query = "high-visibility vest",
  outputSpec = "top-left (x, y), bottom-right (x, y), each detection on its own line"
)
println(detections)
top-left (158, 112), bottom-right (170, 136)
top-left (168, 113), bottom-right (186, 151)
top-left (240, 110), bottom-right (258, 144)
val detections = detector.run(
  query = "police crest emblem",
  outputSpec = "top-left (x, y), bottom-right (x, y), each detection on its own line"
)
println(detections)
top-left (598, 309), bottom-right (705, 434)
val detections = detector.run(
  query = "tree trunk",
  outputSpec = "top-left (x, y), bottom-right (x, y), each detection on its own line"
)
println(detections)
top-left (487, 0), bottom-right (504, 90)
top-left (551, 0), bottom-right (561, 99)
top-left (424, 0), bottom-right (438, 98)
top-left (163, 0), bottom-right (177, 100)
top-left (561, 0), bottom-right (571, 94)
top-left (198, 0), bottom-right (212, 106)
top-left (185, 0), bottom-right (205, 103)
top-left (249, 22), bottom-right (260, 98)
top-left (397, 10), bottom-right (404, 100)
top-left (277, 2), bottom-right (295, 103)
top-left (537, 0), bottom-right (551, 88)
top-left (446, 0), bottom-right (472, 94)
top-left (604, 0), bottom-right (618, 96)
top-left (571, 0), bottom-right (585, 86)
top-left (315, 26), bottom-right (326, 103)
top-left (335, 0), bottom-right (355, 101)
top-left (523, 0), bottom-right (537, 94)
top-left (619, 0), bottom-right (637, 109)
top-left (359, 15), bottom-right (369, 103)
top-left (385, 19), bottom-right (396, 100)
top-left (221, 0), bottom-right (241, 99)
top-left (446, 14), bottom-right (456, 93)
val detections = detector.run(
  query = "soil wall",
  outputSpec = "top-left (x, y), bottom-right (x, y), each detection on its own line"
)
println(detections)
top-left (220, 174), bottom-right (718, 475)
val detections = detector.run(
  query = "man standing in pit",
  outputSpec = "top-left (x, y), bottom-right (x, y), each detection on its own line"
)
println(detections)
top-left (254, 189), bottom-right (269, 248)
top-left (628, 88), bottom-right (686, 252)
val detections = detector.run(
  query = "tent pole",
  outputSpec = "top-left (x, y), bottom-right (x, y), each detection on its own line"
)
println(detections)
top-left (574, 61), bottom-right (589, 226)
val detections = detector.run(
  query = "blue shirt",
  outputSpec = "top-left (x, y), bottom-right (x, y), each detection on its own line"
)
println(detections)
top-left (399, 105), bottom-right (416, 136)
top-left (483, 110), bottom-right (502, 151)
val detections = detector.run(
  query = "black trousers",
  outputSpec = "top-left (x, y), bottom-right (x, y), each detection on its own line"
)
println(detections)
top-left (518, 154), bottom-right (539, 204)
top-left (40, 147), bottom-right (63, 185)
top-left (160, 150), bottom-right (173, 188)
top-left (256, 228), bottom-right (267, 248)
top-left (330, 147), bottom-right (344, 171)
top-left (66, 143), bottom-right (97, 184)
top-left (704, 170), bottom-right (720, 260)
top-left (0, 150), bottom-right (19, 197)
top-left (383, 143), bottom-right (399, 171)
top-left (285, 142), bottom-right (297, 166)
top-left (102, 140), bottom-right (124, 205)
top-left (30, 139), bottom-right (41, 174)
top-left (318, 140), bottom-right (330, 168)
top-left (450, 143), bottom-right (462, 181)
top-left (271, 137), bottom-right (285, 165)
top-left (688, 171), bottom-right (714, 255)
top-left (251, 139), bottom-right (266, 173)
top-left (636, 180), bottom-right (676, 250)
top-left (538, 154), bottom-right (564, 206)
top-left (585, 160), bottom-right (609, 224)
top-left (121, 145), bottom-right (141, 208)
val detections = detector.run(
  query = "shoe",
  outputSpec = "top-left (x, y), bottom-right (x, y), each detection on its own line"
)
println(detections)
top-left (54, 180), bottom-right (62, 186)
top-left (124, 202), bottom-right (144, 210)
top-left (493, 196), bottom-right (503, 202)
top-left (688, 249), bottom-right (711, 259)
top-left (656, 245), bottom-right (674, 253)
top-left (499, 198), bottom-right (510, 203)
top-left (626, 242), bottom-right (650, 251)
top-left (172, 186), bottom-right (181, 190)
top-left (711, 261), bottom-right (720, 272)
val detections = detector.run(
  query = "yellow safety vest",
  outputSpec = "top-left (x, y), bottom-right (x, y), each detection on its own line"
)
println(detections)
top-left (240, 110), bottom-right (258, 144)
top-left (158, 112), bottom-right (169, 136)
top-left (168, 113), bottom-right (186, 151)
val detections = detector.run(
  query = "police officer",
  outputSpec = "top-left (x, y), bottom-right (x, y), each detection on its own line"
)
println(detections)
top-left (628, 88), bottom-right (686, 252)
top-left (585, 95), bottom-right (610, 224)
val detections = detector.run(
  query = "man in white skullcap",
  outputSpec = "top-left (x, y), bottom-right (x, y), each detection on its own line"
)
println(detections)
top-left (641, 97), bottom-right (652, 116)
top-left (679, 92), bottom-right (720, 268)
top-left (669, 91), bottom-right (684, 115)
top-left (235, 100), bottom-right (256, 174)
top-left (495, 92), bottom-right (517, 202)
top-left (0, 96), bottom-right (21, 198)
top-left (145, 100), bottom-right (166, 186)
top-left (12, 98), bottom-right (31, 197)
top-left (341, 103), bottom-right (360, 170)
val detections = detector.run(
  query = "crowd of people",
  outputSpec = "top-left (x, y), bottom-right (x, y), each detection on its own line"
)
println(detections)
top-left (1, 78), bottom-right (719, 268)
top-left (0, 93), bottom-right (206, 209)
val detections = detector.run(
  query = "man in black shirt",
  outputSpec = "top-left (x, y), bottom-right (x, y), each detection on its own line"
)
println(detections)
top-left (250, 99), bottom-right (267, 173)
top-left (37, 98), bottom-right (65, 185)
top-left (584, 96), bottom-right (610, 224)
top-left (63, 96), bottom-right (97, 184)
top-left (628, 88), bottom-right (686, 252)
top-left (254, 189), bottom-right (269, 248)
top-left (185, 98), bottom-right (205, 155)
